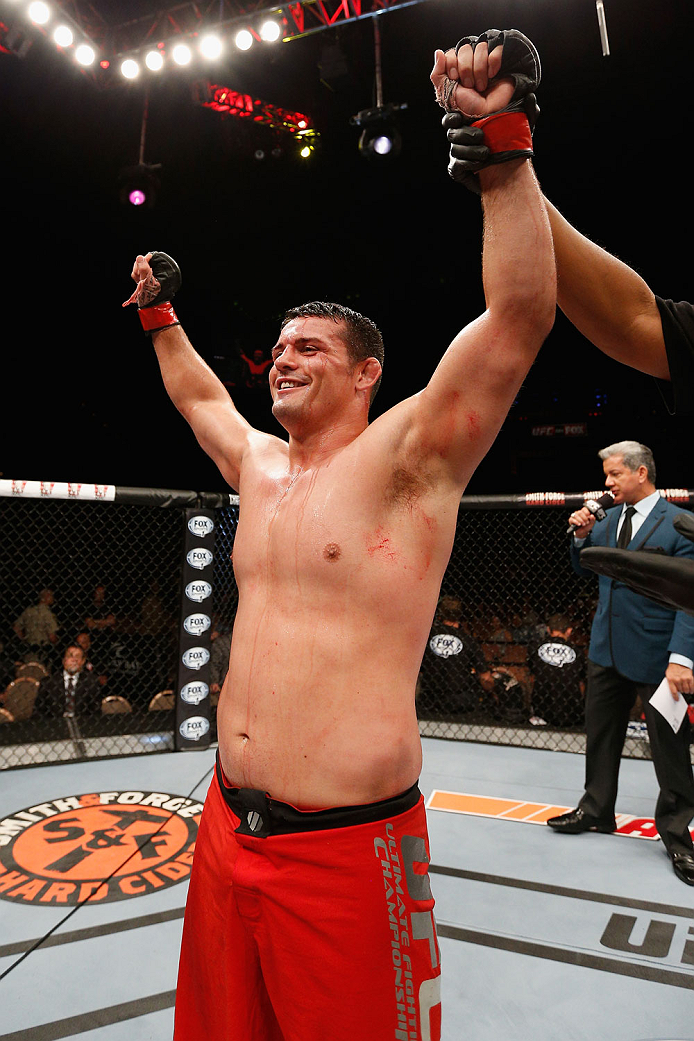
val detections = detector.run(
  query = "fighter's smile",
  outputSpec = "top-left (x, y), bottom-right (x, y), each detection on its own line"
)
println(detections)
top-left (276, 379), bottom-right (308, 394)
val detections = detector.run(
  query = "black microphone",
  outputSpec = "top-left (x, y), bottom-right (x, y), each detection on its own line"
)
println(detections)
top-left (566, 492), bottom-right (615, 535)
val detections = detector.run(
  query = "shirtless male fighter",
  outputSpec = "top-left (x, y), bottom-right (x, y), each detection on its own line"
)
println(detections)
top-left (124, 31), bottom-right (555, 1041)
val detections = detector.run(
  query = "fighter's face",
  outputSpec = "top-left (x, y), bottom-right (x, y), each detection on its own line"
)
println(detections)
top-left (269, 317), bottom-right (356, 429)
top-left (602, 455), bottom-right (645, 505)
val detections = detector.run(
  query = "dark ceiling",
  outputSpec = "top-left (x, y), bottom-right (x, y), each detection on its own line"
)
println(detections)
top-left (1, 0), bottom-right (691, 493)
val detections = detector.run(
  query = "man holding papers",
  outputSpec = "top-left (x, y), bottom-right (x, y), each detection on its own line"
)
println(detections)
top-left (547, 441), bottom-right (694, 885)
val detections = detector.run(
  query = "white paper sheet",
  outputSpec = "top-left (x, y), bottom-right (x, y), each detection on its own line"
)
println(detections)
top-left (649, 676), bottom-right (689, 733)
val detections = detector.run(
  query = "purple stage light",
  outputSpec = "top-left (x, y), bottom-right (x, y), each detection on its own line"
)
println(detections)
top-left (128, 189), bottom-right (146, 206)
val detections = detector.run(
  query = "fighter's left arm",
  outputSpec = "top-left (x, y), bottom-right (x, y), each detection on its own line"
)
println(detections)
top-left (403, 160), bottom-right (554, 492)
top-left (395, 36), bottom-right (555, 492)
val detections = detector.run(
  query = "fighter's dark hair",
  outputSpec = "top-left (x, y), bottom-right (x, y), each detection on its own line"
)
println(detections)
top-left (281, 301), bottom-right (384, 405)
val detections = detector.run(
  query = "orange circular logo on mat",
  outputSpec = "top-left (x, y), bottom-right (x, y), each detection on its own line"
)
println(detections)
top-left (0, 791), bottom-right (203, 905)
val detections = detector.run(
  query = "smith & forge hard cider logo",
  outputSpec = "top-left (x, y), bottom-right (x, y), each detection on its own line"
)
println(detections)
top-left (0, 790), bottom-right (203, 905)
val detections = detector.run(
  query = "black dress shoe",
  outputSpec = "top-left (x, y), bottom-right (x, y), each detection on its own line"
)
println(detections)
top-left (670, 851), bottom-right (694, 885)
top-left (546, 807), bottom-right (616, 834)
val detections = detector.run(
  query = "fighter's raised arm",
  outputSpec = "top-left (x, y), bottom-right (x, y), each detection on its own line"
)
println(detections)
top-left (123, 251), bottom-right (260, 491)
top-left (542, 199), bottom-right (668, 379)
top-left (385, 31), bottom-right (554, 493)
top-left (442, 38), bottom-right (673, 385)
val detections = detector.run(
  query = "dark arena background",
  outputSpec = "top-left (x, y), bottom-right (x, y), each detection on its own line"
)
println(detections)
top-left (1, 2), bottom-right (694, 1039)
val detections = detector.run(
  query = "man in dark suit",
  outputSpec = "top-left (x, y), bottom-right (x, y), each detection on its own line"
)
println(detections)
top-left (34, 644), bottom-right (102, 718)
top-left (547, 441), bottom-right (694, 886)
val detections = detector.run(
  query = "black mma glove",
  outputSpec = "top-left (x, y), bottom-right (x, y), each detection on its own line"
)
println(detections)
top-left (443, 95), bottom-right (539, 192)
top-left (436, 29), bottom-right (541, 191)
top-left (134, 252), bottom-right (182, 335)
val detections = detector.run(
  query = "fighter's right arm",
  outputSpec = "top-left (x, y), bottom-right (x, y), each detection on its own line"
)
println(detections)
top-left (127, 252), bottom-right (253, 490)
top-left (544, 199), bottom-right (670, 380)
top-left (150, 324), bottom-right (253, 491)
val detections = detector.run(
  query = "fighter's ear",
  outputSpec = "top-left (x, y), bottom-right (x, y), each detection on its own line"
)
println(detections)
top-left (356, 357), bottom-right (382, 392)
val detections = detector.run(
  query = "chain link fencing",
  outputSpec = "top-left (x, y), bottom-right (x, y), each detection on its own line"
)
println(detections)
top-left (417, 491), bottom-right (694, 762)
top-left (2, 481), bottom-right (691, 770)
top-left (0, 482), bottom-right (233, 769)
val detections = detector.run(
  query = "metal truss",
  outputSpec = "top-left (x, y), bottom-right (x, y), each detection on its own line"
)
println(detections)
top-left (43, 0), bottom-right (429, 59)
top-left (193, 80), bottom-right (317, 139)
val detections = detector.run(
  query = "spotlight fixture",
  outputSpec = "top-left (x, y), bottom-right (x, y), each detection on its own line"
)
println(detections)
top-left (28, 2), bottom-right (50, 26)
top-left (75, 43), bottom-right (95, 65)
top-left (260, 19), bottom-right (281, 43)
top-left (118, 162), bottom-right (162, 209)
top-left (351, 20), bottom-right (406, 162)
top-left (200, 34), bottom-right (222, 59)
top-left (235, 29), bottom-right (253, 50)
top-left (172, 43), bottom-right (192, 65)
top-left (350, 103), bottom-right (406, 161)
top-left (145, 49), bottom-right (163, 71)
top-left (53, 24), bottom-right (73, 48)
top-left (120, 58), bottom-right (139, 79)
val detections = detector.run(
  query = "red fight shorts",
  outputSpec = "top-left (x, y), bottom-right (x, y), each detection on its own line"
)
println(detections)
top-left (174, 757), bottom-right (442, 1041)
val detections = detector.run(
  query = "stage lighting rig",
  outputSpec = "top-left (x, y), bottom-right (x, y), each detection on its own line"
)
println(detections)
top-left (350, 16), bottom-right (405, 161)
top-left (118, 92), bottom-right (162, 208)
top-left (118, 162), bottom-right (162, 209)
top-left (0, 19), bottom-right (33, 58)
top-left (194, 80), bottom-right (319, 160)
top-left (351, 102), bottom-right (405, 160)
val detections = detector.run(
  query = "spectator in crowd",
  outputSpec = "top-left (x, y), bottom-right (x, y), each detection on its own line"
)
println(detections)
top-left (239, 348), bottom-right (273, 391)
top-left (417, 596), bottom-right (495, 717)
top-left (83, 583), bottom-right (116, 670)
top-left (527, 612), bottom-right (585, 727)
top-left (12, 588), bottom-right (59, 665)
top-left (73, 631), bottom-right (107, 686)
top-left (74, 631), bottom-right (94, 671)
top-left (33, 644), bottom-right (102, 718)
top-left (511, 606), bottom-right (547, 646)
top-left (84, 583), bottom-right (116, 628)
top-left (487, 612), bottom-right (513, 645)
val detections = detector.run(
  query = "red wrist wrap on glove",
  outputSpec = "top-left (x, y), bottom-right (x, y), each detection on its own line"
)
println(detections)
top-left (470, 111), bottom-right (532, 155)
top-left (138, 302), bottom-right (180, 334)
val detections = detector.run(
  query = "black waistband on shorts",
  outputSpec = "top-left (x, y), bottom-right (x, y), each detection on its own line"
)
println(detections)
top-left (215, 753), bottom-right (421, 838)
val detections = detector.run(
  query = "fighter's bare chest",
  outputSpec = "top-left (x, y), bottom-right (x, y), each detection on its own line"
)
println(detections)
top-left (231, 462), bottom-right (434, 586)
top-left (233, 473), bottom-right (377, 578)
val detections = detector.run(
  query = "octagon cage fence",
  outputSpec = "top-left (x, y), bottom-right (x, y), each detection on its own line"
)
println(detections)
top-left (1, 479), bottom-right (692, 772)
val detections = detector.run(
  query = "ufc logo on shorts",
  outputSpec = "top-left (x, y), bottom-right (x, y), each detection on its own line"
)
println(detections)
top-left (375, 825), bottom-right (441, 1041)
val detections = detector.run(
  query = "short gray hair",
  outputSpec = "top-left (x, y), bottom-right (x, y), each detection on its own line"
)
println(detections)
top-left (598, 441), bottom-right (656, 484)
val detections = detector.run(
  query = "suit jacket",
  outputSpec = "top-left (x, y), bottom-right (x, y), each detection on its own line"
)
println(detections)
top-left (571, 498), bottom-right (694, 683)
top-left (34, 669), bottom-right (102, 718)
